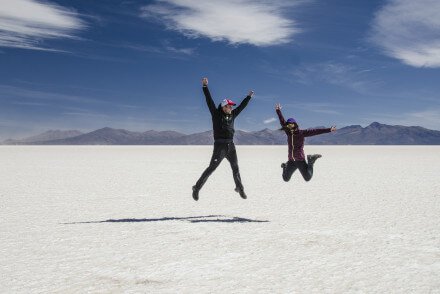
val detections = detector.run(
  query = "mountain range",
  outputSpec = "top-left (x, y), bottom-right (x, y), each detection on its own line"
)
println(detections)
top-left (2, 122), bottom-right (440, 145)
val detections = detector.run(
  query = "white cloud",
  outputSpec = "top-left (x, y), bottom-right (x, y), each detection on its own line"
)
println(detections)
top-left (263, 117), bottom-right (277, 124)
top-left (0, 0), bottom-right (85, 50)
top-left (370, 0), bottom-right (440, 68)
top-left (140, 0), bottom-right (303, 47)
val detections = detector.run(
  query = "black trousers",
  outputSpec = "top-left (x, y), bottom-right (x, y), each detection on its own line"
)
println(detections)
top-left (195, 142), bottom-right (243, 191)
top-left (282, 160), bottom-right (313, 182)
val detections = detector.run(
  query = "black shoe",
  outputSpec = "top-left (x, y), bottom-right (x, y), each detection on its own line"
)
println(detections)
top-left (281, 162), bottom-right (286, 169)
top-left (234, 187), bottom-right (247, 199)
top-left (192, 186), bottom-right (199, 201)
top-left (307, 154), bottom-right (322, 165)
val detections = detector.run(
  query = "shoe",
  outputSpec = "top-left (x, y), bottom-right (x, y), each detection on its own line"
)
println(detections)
top-left (281, 162), bottom-right (286, 169)
top-left (235, 187), bottom-right (247, 199)
top-left (307, 154), bottom-right (322, 165)
top-left (192, 186), bottom-right (199, 201)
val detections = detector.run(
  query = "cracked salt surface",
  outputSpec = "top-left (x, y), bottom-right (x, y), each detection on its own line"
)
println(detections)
top-left (1, 146), bottom-right (439, 293)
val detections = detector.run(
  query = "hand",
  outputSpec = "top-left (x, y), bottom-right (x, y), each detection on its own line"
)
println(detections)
top-left (330, 126), bottom-right (337, 132)
top-left (202, 78), bottom-right (208, 86)
top-left (249, 91), bottom-right (254, 98)
top-left (275, 104), bottom-right (282, 111)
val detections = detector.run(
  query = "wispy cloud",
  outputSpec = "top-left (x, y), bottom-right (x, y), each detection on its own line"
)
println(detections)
top-left (263, 117), bottom-right (277, 124)
top-left (121, 43), bottom-right (196, 58)
top-left (286, 102), bottom-right (343, 115)
top-left (406, 109), bottom-right (440, 126)
top-left (140, 0), bottom-right (304, 47)
top-left (11, 101), bottom-right (51, 107)
top-left (307, 108), bottom-right (340, 115)
top-left (292, 62), bottom-right (352, 85)
top-left (0, 84), bottom-right (139, 109)
top-left (0, 84), bottom-right (101, 104)
top-left (290, 61), bottom-right (376, 94)
top-left (0, 0), bottom-right (86, 50)
top-left (368, 108), bottom-right (440, 130)
top-left (369, 0), bottom-right (440, 68)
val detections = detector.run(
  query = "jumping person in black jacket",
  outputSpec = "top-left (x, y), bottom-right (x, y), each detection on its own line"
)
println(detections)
top-left (192, 77), bottom-right (254, 201)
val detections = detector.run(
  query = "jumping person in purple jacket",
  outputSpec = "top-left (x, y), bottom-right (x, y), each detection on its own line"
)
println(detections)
top-left (276, 104), bottom-right (336, 182)
top-left (192, 78), bottom-right (254, 201)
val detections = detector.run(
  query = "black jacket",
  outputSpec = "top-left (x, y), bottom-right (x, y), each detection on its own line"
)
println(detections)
top-left (203, 86), bottom-right (251, 141)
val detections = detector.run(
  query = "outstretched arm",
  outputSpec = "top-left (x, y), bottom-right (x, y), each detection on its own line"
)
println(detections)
top-left (303, 126), bottom-right (337, 137)
top-left (276, 104), bottom-right (286, 126)
top-left (202, 78), bottom-right (216, 114)
top-left (232, 91), bottom-right (254, 117)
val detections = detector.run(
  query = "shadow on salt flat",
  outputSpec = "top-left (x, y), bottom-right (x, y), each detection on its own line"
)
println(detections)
top-left (63, 215), bottom-right (269, 224)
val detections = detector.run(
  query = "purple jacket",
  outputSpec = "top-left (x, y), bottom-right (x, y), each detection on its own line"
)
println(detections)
top-left (277, 109), bottom-right (331, 161)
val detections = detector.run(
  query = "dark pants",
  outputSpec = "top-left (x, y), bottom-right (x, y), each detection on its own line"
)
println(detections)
top-left (282, 160), bottom-right (313, 182)
top-left (195, 142), bottom-right (243, 191)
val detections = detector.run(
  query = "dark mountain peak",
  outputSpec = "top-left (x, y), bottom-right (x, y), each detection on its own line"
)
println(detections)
top-left (39, 130), bottom-right (57, 134)
top-left (141, 130), bottom-right (185, 139)
top-left (96, 127), bottom-right (121, 132)
top-left (368, 122), bottom-right (385, 128)
top-left (157, 130), bottom-right (184, 135)
top-left (251, 128), bottom-right (273, 134)
top-left (92, 127), bottom-right (117, 134)
top-left (341, 125), bottom-right (362, 131)
top-left (93, 127), bottom-right (133, 134)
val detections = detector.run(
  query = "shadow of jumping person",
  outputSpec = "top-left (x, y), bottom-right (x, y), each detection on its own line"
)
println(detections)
top-left (62, 215), bottom-right (269, 224)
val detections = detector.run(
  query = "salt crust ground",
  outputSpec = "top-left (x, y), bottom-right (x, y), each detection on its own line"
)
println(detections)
top-left (1, 146), bottom-right (439, 293)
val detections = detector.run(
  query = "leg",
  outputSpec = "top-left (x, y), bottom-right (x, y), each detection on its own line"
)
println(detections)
top-left (297, 160), bottom-right (313, 182)
top-left (307, 154), bottom-right (322, 166)
top-left (194, 143), bottom-right (227, 191)
top-left (282, 161), bottom-right (298, 182)
top-left (226, 143), bottom-right (244, 191)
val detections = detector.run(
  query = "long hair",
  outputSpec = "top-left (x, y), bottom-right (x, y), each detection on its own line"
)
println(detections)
top-left (279, 122), bottom-right (298, 132)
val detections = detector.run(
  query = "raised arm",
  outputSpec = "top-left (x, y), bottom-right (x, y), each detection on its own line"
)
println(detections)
top-left (202, 78), bottom-right (216, 114)
top-left (276, 104), bottom-right (286, 126)
top-left (232, 91), bottom-right (254, 117)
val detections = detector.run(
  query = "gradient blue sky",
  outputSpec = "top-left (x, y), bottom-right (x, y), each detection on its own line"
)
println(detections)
top-left (1, 0), bottom-right (440, 139)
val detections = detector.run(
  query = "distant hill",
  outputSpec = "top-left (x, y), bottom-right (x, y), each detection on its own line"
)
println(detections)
top-left (307, 122), bottom-right (440, 145)
top-left (1, 130), bottom-right (83, 145)
top-left (2, 122), bottom-right (440, 145)
top-left (235, 129), bottom-right (285, 145)
top-left (26, 127), bottom-right (187, 145)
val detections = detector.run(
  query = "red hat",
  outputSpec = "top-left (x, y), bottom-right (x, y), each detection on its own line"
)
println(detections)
top-left (221, 99), bottom-right (236, 107)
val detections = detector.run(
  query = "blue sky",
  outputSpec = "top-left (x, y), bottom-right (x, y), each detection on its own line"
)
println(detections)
top-left (1, 0), bottom-right (440, 139)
